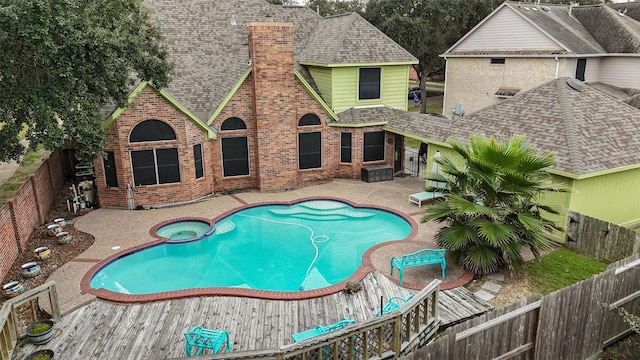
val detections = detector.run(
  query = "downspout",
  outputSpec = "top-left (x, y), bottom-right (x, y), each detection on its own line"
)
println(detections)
top-left (443, 56), bottom-right (449, 117)
top-left (555, 56), bottom-right (559, 79)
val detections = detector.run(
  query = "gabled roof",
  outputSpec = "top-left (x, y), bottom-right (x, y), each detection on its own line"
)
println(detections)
top-left (143, 0), bottom-right (320, 122)
top-left (300, 13), bottom-right (417, 65)
top-left (385, 78), bottom-right (640, 177)
top-left (444, 1), bottom-right (640, 56)
top-left (104, 0), bottom-right (416, 123)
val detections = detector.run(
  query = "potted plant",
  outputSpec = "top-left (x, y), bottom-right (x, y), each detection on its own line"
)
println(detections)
top-left (26, 319), bottom-right (55, 345)
top-left (25, 349), bottom-right (54, 360)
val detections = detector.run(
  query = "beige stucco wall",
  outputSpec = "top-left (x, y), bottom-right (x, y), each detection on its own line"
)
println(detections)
top-left (443, 57), bottom-right (567, 116)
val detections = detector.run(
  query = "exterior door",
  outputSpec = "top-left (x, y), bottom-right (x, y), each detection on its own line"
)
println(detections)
top-left (394, 134), bottom-right (403, 173)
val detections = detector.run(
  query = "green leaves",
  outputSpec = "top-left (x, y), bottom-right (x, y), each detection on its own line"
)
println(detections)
top-left (422, 135), bottom-right (566, 275)
top-left (0, 0), bottom-right (174, 163)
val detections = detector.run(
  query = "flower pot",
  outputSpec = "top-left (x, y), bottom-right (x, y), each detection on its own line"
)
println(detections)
top-left (56, 231), bottom-right (71, 244)
top-left (53, 218), bottom-right (66, 227)
top-left (2, 281), bottom-right (23, 298)
top-left (21, 262), bottom-right (41, 278)
top-left (46, 224), bottom-right (61, 237)
top-left (26, 320), bottom-right (55, 345)
top-left (34, 246), bottom-right (52, 260)
top-left (25, 349), bottom-right (54, 360)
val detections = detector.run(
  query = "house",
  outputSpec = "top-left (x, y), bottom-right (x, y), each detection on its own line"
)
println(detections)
top-left (441, 1), bottom-right (640, 117)
top-left (94, 0), bottom-right (417, 208)
top-left (381, 77), bottom-right (640, 239)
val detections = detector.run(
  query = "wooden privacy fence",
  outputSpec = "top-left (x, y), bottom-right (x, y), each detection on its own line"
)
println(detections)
top-left (170, 280), bottom-right (441, 360)
top-left (401, 253), bottom-right (640, 360)
top-left (0, 282), bottom-right (60, 360)
top-left (565, 211), bottom-right (640, 262)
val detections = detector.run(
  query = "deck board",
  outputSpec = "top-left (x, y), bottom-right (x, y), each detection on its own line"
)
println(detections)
top-left (11, 272), bottom-right (492, 359)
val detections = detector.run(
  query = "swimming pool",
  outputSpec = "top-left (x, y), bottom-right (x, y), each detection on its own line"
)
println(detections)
top-left (85, 198), bottom-right (416, 300)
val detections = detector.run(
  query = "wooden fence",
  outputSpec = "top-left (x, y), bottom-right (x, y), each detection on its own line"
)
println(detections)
top-left (400, 253), bottom-right (640, 360)
top-left (0, 282), bottom-right (60, 360)
top-left (169, 280), bottom-right (441, 360)
top-left (565, 211), bottom-right (640, 262)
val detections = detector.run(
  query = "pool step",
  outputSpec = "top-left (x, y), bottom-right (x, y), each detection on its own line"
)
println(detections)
top-left (215, 220), bottom-right (236, 234)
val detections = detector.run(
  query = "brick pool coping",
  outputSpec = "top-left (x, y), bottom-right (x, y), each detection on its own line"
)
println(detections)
top-left (80, 196), bottom-right (473, 303)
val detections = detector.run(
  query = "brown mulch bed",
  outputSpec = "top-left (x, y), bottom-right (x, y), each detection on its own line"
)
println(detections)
top-left (0, 182), bottom-right (95, 316)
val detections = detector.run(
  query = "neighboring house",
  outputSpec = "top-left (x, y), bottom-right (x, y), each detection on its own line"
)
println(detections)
top-left (95, 0), bottom-right (417, 208)
top-left (441, 1), bottom-right (640, 117)
top-left (381, 77), bottom-right (640, 239)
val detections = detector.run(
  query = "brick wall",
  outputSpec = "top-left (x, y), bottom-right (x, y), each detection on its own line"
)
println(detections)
top-left (249, 22), bottom-right (298, 191)
top-left (0, 205), bottom-right (19, 280)
top-left (0, 151), bottom-right (65, 281)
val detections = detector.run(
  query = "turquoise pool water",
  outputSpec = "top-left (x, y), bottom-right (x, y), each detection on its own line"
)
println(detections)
top-left (90, 200), bottom-right (412, 294)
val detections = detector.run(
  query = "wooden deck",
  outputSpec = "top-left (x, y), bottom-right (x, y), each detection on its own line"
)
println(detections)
top-left (12, 272), bottom-right (492, 359)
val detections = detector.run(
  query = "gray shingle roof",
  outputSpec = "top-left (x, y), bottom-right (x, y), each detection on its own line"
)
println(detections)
top-left (121, 1), bottom-right (416, 123)
top-left (144, 0), bottom-right (320, 121)
top-left (572, 5), bottom-right (640, 53)
top-left (300, 13), bottom-right (417, 64)
top-left (446, 2), bottom-right (640, 56)
top-left (384, 78), bottom-right (640, 176)
top-left (508, 3), bottom-right (605, 54)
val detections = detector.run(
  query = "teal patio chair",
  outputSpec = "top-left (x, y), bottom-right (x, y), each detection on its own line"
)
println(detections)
top-left (184, 326), bottom-right (231, 356)
top-left (376, 294), bottom-right (414, 316)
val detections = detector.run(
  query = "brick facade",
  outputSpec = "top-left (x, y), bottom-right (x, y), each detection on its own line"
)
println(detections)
top-left (97, 21), bottom-right (394, 208)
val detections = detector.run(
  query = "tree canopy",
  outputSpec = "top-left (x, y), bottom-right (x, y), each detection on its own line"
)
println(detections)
top-left (0, 0), bottom-right (174, 164)
top-left (364, 0), bottom-right (495, 113)
top-left (422, 135), bottom-right (565, 275)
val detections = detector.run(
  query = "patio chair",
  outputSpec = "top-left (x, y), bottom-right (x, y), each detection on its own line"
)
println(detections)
top-left (292, 318), bottom-right (355, 342)
top-left (184, 326), bottom-right (231, 356)
top-left (376, 294), bottom-right (414, 316)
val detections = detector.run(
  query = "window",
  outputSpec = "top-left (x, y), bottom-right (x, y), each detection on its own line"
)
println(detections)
top-left (576, 58), bottom-right (586, 81)
top-left (131, 148), bottom-right (180, 186)
top-left (130, 120), bottom-right (176, 142)
top-left (221, 117), bottom-right (247, 131)
top-left (359, 68), bottom-right (381, 100)
top-left (299, 132), bottom-right (321, 169)
top-left (298, 114), bottom-right (321, 126)
top-left (103, 151), bottom-right (118, 188)
top-left (340, 132), bottom-right (352, 163)
top-left (363, 131), bottom-right (385, 162)
top-left (222, 137), bottom-right (249, 177)
top-left (193, 144), bottom-right (204, 179)
top-left (490, 58), bottom-right (505, 65)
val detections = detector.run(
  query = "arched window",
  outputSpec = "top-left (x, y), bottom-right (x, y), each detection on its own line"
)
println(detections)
top-left (298, 114), bottom-right (321, 127)
top-left (221, 117), bottom-right (247, 131)
top-left (129, 120), bottom-right (180, 186)
top-left (220, 117), bottom-right (249, 177)
top-left (129, 120), bottom-right (176, 142)
top-left (297, 114), bottom-right (322, 170)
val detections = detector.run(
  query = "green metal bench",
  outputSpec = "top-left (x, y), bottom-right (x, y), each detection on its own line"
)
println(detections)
top-left (390, 248), bottom-right (446, 285)
top-left (292, 318), bottom-right (355, 342)
top-left (184, 326), bottom-right (231, 356)
top-left (376, 294), bottom-right (414, 316)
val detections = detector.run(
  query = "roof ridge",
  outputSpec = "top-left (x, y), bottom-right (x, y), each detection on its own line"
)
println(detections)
top-left (556, 79), bottom-right (586, 173)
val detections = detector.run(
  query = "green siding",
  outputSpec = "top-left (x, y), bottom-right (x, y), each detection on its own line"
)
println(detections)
top-left (308, 67), bottom-right (333, 108)
top-left (569, 168), bottom-right (640, 227)
top-left (331, 65), bottom-right (410, 113)
top-left (539, 175), bottom-right (572, 242)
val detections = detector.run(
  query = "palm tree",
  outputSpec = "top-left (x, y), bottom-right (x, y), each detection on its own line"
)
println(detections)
top-left (422, 135), bottom-right (565, 275)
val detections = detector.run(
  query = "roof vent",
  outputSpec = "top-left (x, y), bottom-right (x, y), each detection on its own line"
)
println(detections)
top-left (541, 6), bottom-right (551, 13)
top-left (567, 78), bottom-right (585, 92)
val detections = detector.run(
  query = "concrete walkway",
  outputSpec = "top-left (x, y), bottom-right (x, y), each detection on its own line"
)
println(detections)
top-left (48, 177), bottom-right (465, 314)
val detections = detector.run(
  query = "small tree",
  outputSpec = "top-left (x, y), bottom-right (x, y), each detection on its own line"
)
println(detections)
top-left (422, 135), bottom-right (565, 274)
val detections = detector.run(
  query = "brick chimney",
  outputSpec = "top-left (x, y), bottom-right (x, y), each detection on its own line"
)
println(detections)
top-left (248, 22), bottom-right (297, 191)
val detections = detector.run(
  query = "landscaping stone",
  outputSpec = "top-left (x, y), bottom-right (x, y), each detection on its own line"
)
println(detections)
top-left (487, 273), bottom-right (505, 282)
top-left (482, 281), bottom-right (503, 293)
top-left (474, 290), bottom-right (495, 301)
